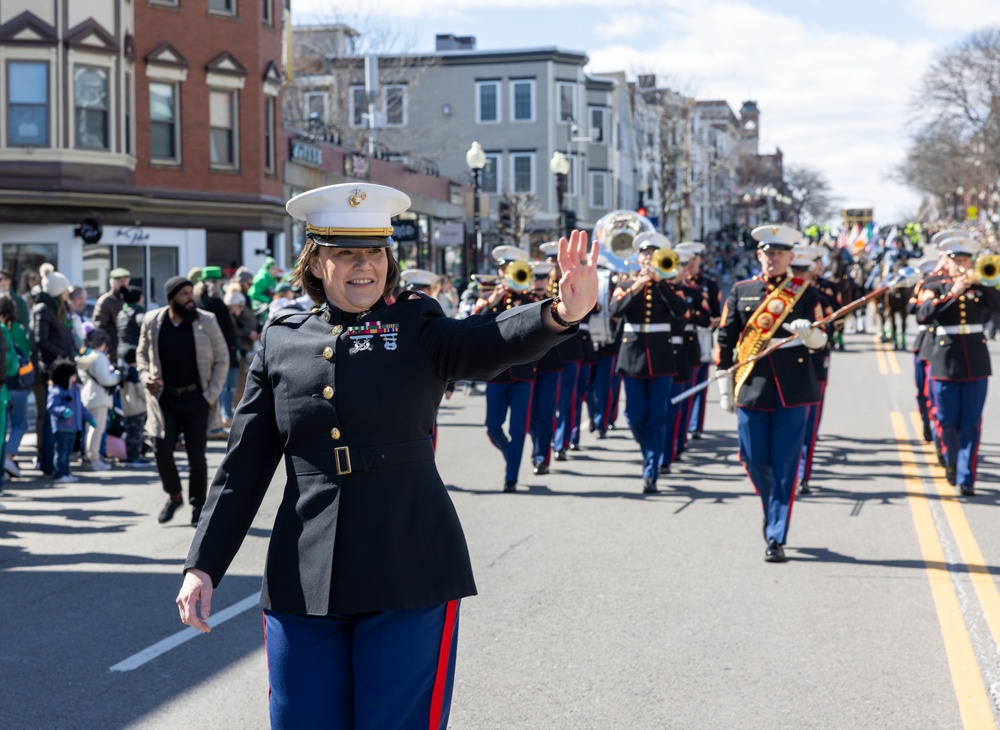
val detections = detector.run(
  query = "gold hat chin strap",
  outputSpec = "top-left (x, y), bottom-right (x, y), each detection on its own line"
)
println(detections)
top-left (306, 225), bottom-right (395, 237)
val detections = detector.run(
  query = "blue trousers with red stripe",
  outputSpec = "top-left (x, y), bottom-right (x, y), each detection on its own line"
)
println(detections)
top-left (687, 363), bottom-right (710, 435)
top-left (571, 362), bottom-right (594, 446)
top-left (554, 361), bottom-right (580, 452)
top-left (623, 375), bottom-right (673, 480)
top-left (590, 354), bottom-right (616, 436)
top-left (530, 370), bottom-right (560, 467)
top-left (914, 354), bottom-right (931, 431)
top-left (661, 378), bottom-right (688, 470)
top-left (932, 378), bottom-right (988, 488)
top-left (797, 380), bottom-right (827, 482)
top-left (737, 403), bottom-right (808, 545)
top-left (486, 381), bottom-right (533, 485)
top-left (264, 601), bottom-right (460, 730)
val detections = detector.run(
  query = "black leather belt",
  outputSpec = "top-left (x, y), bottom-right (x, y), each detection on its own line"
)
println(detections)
top-left (163, 384), bottom-right (200, 396)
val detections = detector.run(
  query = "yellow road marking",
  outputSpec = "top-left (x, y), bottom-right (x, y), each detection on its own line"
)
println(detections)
top-left (873, 336), bottom-right (888, 375)
top-left (909, 411), bottom-right (1000, 652)
top-left (890, 411), bottom-right (994, 728)
top-left (887, 346), bottom-right (901, 374)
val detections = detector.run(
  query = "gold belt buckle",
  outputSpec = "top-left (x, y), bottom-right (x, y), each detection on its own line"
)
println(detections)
top-left (957, 324), bottom-right (971, 335)
top-left (334, 446), bottom-right (352, 475)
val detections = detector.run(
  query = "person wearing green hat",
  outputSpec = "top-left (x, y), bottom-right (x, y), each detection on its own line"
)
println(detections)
top-left (247, 256), bottom-right (280, 309)
top-left (194, 266), bottom-right (239, 436)
top-left (93, 267), bottom-right (131, 360)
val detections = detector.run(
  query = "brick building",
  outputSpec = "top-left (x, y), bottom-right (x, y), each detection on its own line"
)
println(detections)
top-left (0, 0), bottom-right (288, 306)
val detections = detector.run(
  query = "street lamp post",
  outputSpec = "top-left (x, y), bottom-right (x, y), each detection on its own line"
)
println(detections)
top-left (549, 151), bottom-right (570, 239)
top-left (466, 141), bottom-right (487, 277)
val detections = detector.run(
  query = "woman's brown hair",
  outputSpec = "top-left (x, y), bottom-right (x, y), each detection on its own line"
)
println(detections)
top-left (292, 237), bottom-right (400, 305)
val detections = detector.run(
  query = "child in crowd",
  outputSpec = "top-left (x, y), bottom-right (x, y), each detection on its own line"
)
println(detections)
top-left (47, 359), bottom-right (94, 484)
top-left (119, 349), bottom-right (148, 465)
top-left (76, 329), bottom-right (122, 470)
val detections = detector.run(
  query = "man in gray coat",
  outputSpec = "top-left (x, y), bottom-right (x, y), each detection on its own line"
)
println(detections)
top-left (137, 276), bottom-right (228, 525)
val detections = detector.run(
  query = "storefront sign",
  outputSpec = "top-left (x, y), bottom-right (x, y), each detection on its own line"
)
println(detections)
top-left (449, 183), bottom-right (463, 207)
top-left (436, 222), bottom-right (464, 246)
top-left (393, 221), bottom-right (418, 242)
top-left (344, 154), bottom-right (370, 179)
top-left (75, 218), bottom-right (103, 244)
top-left (290, 139), bottom-right (322, 167)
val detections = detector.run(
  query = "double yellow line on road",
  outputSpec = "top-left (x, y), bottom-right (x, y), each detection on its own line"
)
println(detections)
top-left (890, 411), bottom-right (998, 727)
top-left (873, 336), bottom-right (901, 374)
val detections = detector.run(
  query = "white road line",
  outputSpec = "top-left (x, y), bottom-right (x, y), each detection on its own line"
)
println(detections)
top-left (109, 591), bottom-right (261, 672)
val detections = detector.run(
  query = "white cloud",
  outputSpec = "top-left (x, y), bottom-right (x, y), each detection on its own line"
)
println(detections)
top-left (907, 0), bottom-right (1000, 31)
top-left (595, 13), bottom-right (652, 41)
top-left (588, 0), bottom-right (940, 222)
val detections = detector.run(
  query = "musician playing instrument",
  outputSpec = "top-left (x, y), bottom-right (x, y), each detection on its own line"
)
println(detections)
top-left (915, 236), bottom-right (1000, 496)
top-left (472, 246), bottom-right (538, 492)
top-left (676, 242), bottom-right (721, 441)
top-left (716, 225), bottom-right (827, 562)
top-left (528, 259), bottom-right (563, 475)
top-left (609, 232), bottom-right (689, 494)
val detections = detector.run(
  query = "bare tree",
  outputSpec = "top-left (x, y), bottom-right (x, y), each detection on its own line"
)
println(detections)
top-left (898, 26), bottom-right (1000, 214)
top-left (785, 164), bottom-right (836, 227)
top-left (497, 193), bottom-right (541, 249)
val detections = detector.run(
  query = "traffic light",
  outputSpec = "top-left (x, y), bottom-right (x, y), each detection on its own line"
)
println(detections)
top-left (637, 206), bottom-right (648, 218)
top-left (498, 199), bottom-right (512, 229)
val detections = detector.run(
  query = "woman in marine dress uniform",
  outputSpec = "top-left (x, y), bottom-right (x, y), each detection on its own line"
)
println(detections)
top-left (175, 182), bottom-right (600, 729)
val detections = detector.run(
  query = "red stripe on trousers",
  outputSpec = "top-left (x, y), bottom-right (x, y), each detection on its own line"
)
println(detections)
top-left (428, 599), bottom-right (459, 729)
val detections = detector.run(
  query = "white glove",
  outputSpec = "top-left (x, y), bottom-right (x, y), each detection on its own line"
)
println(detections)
top-left (783, 318), bottom-right (828, 350)
top-left (717, 372), bottom-right (735, 414)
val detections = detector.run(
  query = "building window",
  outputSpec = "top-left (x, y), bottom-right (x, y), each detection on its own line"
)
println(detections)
top-left (384, 85), bottom-right (405, 126)
top-left (124, 72), bottom-right (133, 155)
top-left (209, 89), bottom-right (237, 167)
top-left (7, 61), bottom-right (48, 147)
top-left (149, 82), bottom-right (178, 161)
top-left (557, 82), bottom-right (575, 122)
top-left (511, 153), bottom-right (534, 193)
top-left (264, 96), bottom-right (275, 174)
top-left (589, 171), bottom-right (607, 209)
top-left (481, 153), bottom-right (500, 194)
top-left (566, 155), bottom-right (577, 196)
top-left (74, 66), bottom-right (109, 150)
top-left (476, 81), bottom-right (499, 123)
top-left (150, 0), bottom-right (179, 5)
top-left (589, 106), bottom-right (606, 143)
top-left (349, 85), bottom-right (366, 127)
top-left (304, 91), bottom-right (326, 122)
top-left (263, 0), bottom-right (273, 25)
top-left (511, 80), bottom-right (534, 122)
top-left (208, 0), bottom-right (236, 14)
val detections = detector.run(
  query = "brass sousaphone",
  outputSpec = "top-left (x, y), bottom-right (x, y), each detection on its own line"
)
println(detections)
top-left (592, 210), bottom-right (656, 265)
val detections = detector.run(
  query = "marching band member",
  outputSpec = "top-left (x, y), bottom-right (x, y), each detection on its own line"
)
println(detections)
top-left (609, 232), bottom-right (688, 493)
top-left (676, 242), bottom-right (721, 441)
top-left (544, 241), bottom-right (585, 462)
top-left (671, 245), bottom-right (713, 462)
top-left (716, 225), bottom-right (827, 562)
top-left (588, 255), bottom-right (622, 439)
top-left (662, 248), bottom-right (711, 474)
top-left (789, 246), bottom-right (834, 495)
top-left (907, 256), bottom-right (944, 444)
top-left (472, 246), bottom-right (538, 492)
top-left (528, 260), bottom-right (562, 475)
top-left (915, 236), bottom-right (1000, 496)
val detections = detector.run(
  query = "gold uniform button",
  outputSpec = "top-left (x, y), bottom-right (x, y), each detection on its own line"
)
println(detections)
top-left (332, 325), bottom-right (344, 335)
top-left (330, 428), bottom-right (341, 440)
top-left (323, 347), bottom-right (334, 360)
top-left (797, 357), bottom-right (804, 363)
top-left (323, 386), bottom-right (334, 399)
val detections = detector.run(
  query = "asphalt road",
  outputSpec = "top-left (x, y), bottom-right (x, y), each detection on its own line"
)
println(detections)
top-left (4, 325), bottom-right (1000, 729)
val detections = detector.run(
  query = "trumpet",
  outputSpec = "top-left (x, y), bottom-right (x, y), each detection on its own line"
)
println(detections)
top-left (647, 247), bottom-right (681, 281)
top-left (504, 260), bottom-right (534, 292)
top-left (972, 253), bottom-right (1000, 287)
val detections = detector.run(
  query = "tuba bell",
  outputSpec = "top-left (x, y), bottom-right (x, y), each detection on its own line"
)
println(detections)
top-left (592, 210), bottom-right (655, 258)
top-left (649, 247), bottom-right (681, 280)
top-left (972, 253), bottom-right (1000, 288)
top-left (504, 260), bottom-right (534, 292)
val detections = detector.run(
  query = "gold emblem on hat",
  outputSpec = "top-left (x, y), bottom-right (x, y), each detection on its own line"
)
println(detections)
top-left (349, 189), bottom-right (367, 208)
top-left (771, 227), bottom-right (779, 235)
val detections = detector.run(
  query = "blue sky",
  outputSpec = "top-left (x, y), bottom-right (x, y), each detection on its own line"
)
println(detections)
top-left (293, 0), bottom-right (1000, 224)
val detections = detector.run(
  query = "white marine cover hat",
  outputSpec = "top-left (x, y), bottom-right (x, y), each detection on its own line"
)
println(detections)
top-left (398, 268), bottom-right (438, 288)
top-left (491, 245), bottom-right (529, 265)
top-left (538, 242), bottom-right (559, 260)
top-left (632, 231), bottom-right (672, 252)
top-left (286, 182), bottom-right (410, 245)
top-left (937, 236), bottom-right (979, 257)
top-left (752, 224), bottom-right (803, 250)
top-left (675, 241), bottom-right (706, 256)
top-left (930, 228), bottom-right (968, 246)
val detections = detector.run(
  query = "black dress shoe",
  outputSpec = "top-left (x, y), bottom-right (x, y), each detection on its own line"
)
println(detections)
top-left (959, 484), bottom-right (975, 496)
top-left (596, 431), bottom-right (606, 440)
top-left (554, 450), bottom-right (567, 461)
top-left (191, 505), bottom-right (203, 526)
top-left (158, 497), bottom-right (182, 524)
top-left (946, 465), bottom-right (957, 486)
top-left (569, 443), bottom-right (580, 451)
top-left (765, 539), bottom-right (786, 563)
top-left (642, 478), bottom-right (658, 494)
top-left (690, 431), bottom-right (702, 440)
top-left (503, 481), bottom-right (516, 493)
top-left (533, 462), bottom-right (548, 475)
top-left (659, 464), bottom-right (671, 475)
top-left (797, 480), bottom-right (811, 495)
top-left (922, 423), bottom-right (932, 443)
